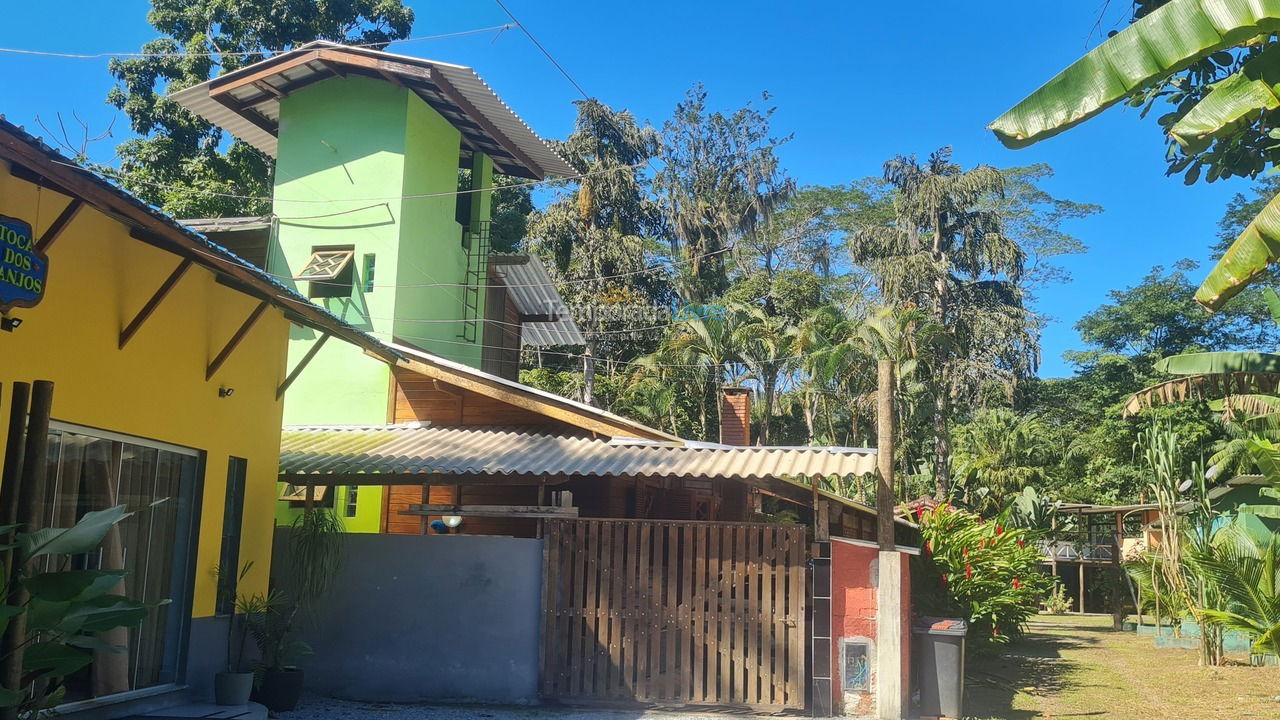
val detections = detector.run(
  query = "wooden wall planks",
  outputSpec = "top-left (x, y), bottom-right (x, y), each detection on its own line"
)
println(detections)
top-left (540, 519), bottom-right (807, 711)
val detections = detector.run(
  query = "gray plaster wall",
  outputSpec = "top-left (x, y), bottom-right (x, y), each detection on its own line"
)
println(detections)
top-left (272, 530), bottom-right (544, 704)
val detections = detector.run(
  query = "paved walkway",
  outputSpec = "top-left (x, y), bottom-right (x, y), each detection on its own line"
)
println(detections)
top-left (966, 614), bottom-right (1280, 719)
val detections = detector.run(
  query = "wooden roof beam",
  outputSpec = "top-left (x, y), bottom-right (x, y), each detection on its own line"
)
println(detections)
top-left (427, 66), bottom-right (545, 179)
top-left (209, 93), bottom-right (277, 135)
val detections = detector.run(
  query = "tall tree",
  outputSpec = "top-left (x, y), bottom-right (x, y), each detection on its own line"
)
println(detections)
top-left (851, 147), bottom-right (1031, 500)
top-left (107, 0), bottom-right (414, 218)
top-left (528, 99), bottom-right (668, 405)
top-left (655, 84), bottom-right (794, 303)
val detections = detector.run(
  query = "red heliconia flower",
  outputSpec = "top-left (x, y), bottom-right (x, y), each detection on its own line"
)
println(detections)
top-left (941, 573), bottom-right (948, 587)
top-left (996, 524), bottom-right (1004, 535)
top-left (1018, 539), bottom-right (1024, 548)
top-left (963, 547), bottom-right (970, 558)
top-left (1012, 577), bottom-right (1023, 590)
top-left (925, 539), bottom-right (932, 554)
top-left (966, 563), bottom-right (973, 579)
top-left (993, 626), bottom-right (1000, 636)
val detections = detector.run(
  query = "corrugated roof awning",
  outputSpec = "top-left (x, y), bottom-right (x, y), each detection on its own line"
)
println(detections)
top-left (489, 253), bottom-right (584, 346)
top-left (277, 424), bottom-right (883, 516)
top-left (279, 424), bottom-right (876, 480)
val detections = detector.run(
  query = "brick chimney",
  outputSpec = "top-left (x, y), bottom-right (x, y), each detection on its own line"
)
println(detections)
top-left (720, 387), bottom-right (752, 446)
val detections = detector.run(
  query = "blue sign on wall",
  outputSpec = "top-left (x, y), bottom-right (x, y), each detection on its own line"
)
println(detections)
top-left (0, 215), bottom-right (46, 311)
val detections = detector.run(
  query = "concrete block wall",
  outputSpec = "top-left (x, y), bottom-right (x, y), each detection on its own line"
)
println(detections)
top-left (271, 530), bottom-right (544, 704)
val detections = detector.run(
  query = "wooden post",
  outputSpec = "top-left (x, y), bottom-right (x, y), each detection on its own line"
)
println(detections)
top-left (1112, 511), bottom-right (1124, 630)
top-left (1078, 561), bottom-right (1086, 614)
top-left (304, 484), bottom-right (315, 514)
top-left (875, 359), bottom-right (895, 550)
top-left (0, 382), bottom-right (25, 720)
top-left (2, 380), bottom-right (52, 720)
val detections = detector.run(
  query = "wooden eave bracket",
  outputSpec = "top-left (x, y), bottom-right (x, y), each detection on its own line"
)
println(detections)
top-left (206, 300), bottom-right (269, 381)
top-left (276, 333), bottom-right (331, 399)
top-left (35, 198), bottom-right (84, 252)
top-left (119, 258), bottom-right (192, 349)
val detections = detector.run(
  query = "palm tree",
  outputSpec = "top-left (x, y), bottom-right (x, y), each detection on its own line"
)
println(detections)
top-left (989, 0), bottom-right (1280, 310)
top-left (951, 408), bottom-right (1054, 514)
top-left (1193, 524), bottom-right (1280, 658)
top-left (733, 304), bottom-right (797, 445)
top-left (852, 147), bottom-right (1028, 499)
top-left (663, 306), bottom-right (746, 440)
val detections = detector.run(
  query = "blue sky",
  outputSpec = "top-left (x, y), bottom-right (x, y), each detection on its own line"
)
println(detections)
top-left (0, 1), bottom-right (1255, 377)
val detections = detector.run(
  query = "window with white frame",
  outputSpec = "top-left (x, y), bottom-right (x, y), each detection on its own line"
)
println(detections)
top-left (38, 423), bottom-right (201, 701)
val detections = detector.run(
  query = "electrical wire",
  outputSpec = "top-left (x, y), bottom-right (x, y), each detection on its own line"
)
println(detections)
top-left (493, 1), bottom-right (589, 100)
top-left (184, 239), bottom-right (729, 291)
top-left (0, 25), bottom-right (517, 59)
top-left (51, 158), bottom-right (635, 205)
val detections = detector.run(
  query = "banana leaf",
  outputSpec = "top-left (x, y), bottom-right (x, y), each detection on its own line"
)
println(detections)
top-left (1265, 286), bottom-right (1280, 323)
top-left (1211, 393), bottom-right (1280, 418)
top-left (1155, 351), bottom-right (1280, 374)
top-left (1122, 371), bottom-right (1280, 416)
top-left (989, 0), bottom-right (1280, 148)
top-left (1196, 190), bottom-right (1280, 310)
top-left (1170, 43), bottom-right (1280, 153)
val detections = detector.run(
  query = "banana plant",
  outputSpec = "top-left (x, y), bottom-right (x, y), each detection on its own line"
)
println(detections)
top-left (989, 0), bottom-right (1280, 310)
top-left (1122, 350), bottom-right (1280, 415)
top-left (0, 506), bottom-right (154, 717)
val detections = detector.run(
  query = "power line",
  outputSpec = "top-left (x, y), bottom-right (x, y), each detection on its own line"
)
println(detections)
top-left (493, 0), bottom-right (589, 100)
top-left (0, 25), bottom-right (516, 60)
top-left (54, 158), bottom-right (632, 205)
top-left (180, 229), bottom-right (727, 291)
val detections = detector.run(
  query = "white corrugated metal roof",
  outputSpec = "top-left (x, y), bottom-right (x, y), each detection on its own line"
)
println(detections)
top-left (169, 40), bottom-right (574, 179)
top-left (490, 254), bottom-right (585, 346)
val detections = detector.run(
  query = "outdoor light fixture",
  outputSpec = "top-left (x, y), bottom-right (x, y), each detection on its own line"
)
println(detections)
top-left (218, 386), bottom-right (235, 398)
top-left (443, 515), bottom-right (463, 529)
top-left (1, 316), bottom-right (21, 332)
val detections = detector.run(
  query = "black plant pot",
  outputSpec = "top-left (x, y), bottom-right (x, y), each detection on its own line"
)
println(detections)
top-left (255, 667), bottom-right (304, 712)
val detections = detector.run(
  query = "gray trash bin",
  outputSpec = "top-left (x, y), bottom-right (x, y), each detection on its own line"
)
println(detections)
top-left (914, 617), bottom-right (967, 718)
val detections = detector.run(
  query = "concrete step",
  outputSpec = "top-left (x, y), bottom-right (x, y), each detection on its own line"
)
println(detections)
top-left (132, 702), bottom-right (268, 720)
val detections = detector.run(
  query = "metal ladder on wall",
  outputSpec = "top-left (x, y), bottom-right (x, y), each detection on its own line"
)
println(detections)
top-left (458, 220), bottom-right (491, 342)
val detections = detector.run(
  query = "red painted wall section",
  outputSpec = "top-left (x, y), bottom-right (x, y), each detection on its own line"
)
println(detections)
top-left (830, 538), bottom-right (915, 718)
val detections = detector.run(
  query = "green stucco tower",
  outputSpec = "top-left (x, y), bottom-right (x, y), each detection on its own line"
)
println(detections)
top-left (268, 73), bottom-right (493, 530)
top-left (170, 42), bottom-right (573, 532)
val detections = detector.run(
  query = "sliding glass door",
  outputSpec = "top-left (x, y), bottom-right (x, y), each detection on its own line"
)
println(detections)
top-left (38, 424), bottom-right (200, 700)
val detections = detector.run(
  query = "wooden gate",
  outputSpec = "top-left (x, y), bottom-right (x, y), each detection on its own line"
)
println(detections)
top-left (540, 519), bottom-right (807, 710)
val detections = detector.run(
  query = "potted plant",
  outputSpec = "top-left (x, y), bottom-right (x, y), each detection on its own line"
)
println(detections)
top-left (249, 510), bottom-right (345, 712)
top-left (213, 562), bottom-right (257, 706)
top-left (245, 591), bottom-right (311, 712)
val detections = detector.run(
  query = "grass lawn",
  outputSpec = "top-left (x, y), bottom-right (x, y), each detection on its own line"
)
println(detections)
top-left (964, 613), bottom-right (1280, 719)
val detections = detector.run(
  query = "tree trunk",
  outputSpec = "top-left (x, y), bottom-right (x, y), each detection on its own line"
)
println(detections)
top-left (933, 387), bottom-right (951, 501)
top-left (876, 359), bottom-right (896, 551)
top-left (931, 216), bottom-right (952, 501)
top-left (582, 341), bottom-right (597, 407)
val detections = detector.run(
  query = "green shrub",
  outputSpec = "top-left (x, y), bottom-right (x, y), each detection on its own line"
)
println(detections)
top-left (912, 504), bottom-right (1054, 648)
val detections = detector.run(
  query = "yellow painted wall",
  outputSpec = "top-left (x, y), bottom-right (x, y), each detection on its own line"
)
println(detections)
top-left (0, 160), bottom-right (291, 618)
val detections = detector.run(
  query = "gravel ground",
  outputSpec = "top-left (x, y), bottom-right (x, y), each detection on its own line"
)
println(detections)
top-left (275, 696), bottom-right (791, 720)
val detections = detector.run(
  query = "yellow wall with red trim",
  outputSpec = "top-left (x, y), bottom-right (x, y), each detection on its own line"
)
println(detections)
top-left (0, 160), bottom-right (292, 618)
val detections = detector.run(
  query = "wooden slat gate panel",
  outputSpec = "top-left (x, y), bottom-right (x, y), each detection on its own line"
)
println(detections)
top-left (540, 519), bottom-right (807, 710)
